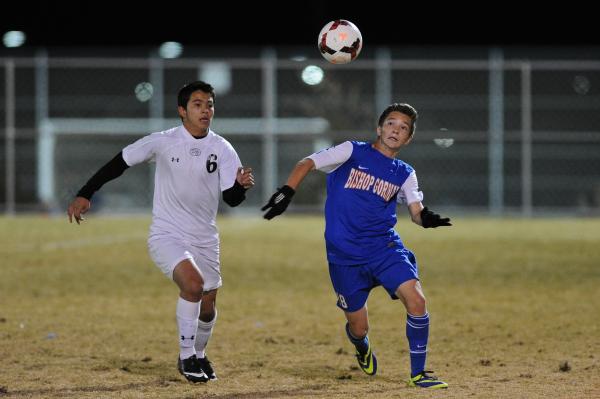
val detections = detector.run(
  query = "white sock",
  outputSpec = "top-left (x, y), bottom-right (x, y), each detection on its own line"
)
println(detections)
top-left (176, 297), bottom-right (200, 360)
top-left (195, 309), bottom-right (217, 358)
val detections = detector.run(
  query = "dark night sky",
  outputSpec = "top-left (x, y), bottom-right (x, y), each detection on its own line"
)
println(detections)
top-left (2, 2), bottom-right (598, 48)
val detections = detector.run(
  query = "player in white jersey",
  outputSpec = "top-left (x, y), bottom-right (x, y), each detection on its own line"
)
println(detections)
top-left (67, 81), bottom-right (254, 383)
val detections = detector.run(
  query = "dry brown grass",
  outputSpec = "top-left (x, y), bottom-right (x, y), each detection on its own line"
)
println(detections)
top-left (1, 215), bottom-right (599, 398)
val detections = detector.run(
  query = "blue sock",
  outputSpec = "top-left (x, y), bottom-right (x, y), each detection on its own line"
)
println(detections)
top-left (345, 322), bottom-right (369, 356)
top-left (406, 312), bottom-right (429, 377)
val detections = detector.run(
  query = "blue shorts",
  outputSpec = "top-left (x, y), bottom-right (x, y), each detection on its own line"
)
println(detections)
top-left (328, 247), bottom-right (419, 312)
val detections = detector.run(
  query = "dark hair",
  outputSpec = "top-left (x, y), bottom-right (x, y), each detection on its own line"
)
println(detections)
top-left (377, 103), bottom-right (418, 136)
top-left (177, 81), bottom-right (216, 108)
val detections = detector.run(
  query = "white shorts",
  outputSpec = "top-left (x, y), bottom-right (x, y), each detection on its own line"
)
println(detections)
top-left (148, 236), bottom-right (222, 291)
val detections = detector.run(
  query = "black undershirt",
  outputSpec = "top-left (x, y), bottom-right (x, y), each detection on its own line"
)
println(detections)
top-left (76, 150), bottom-right (247, 207)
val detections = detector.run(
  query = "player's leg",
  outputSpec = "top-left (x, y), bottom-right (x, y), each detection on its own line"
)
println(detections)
top-left (173, 258), bottom-right (205, 302)
top-left (195, 288), bottom-right (218, 380)
top-left (148, 239), bottom-right (208, 383)
top-left (395, 279), bottom-right (429, 375)
top-left (375, 248), bottom-right (447, 389)
top-left (395, 279), bottom-right (446, 388)
top-left (345, 305), bottom-right (369, 339)
top-left (172, 259), bottom-right (209, 383)
top-left (328, 262), bottom-right (377, 376)
top-left (344, 306), bottom-right (377, 376)
top-left (191, 248), bottom-right (222, 380)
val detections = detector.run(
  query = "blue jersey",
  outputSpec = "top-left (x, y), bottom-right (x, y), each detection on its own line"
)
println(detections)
top-left (322, 141), bottom-right (415, 265)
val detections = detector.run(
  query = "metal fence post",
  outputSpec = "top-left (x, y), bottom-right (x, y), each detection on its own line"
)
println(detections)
top-left (262, 48), bottom-right (277, 203)
top-left (375, 47), bottom-right (392, 115)
top-left (488, 48), bottom-right (504, 215)
top-left (4, 59), bottom-right (15, 215)
top-left (521, 62), bottom-right (533, 216)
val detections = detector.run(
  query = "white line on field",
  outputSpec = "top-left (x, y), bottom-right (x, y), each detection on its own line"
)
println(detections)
top-left (11, 232), bottom-right (148, 253)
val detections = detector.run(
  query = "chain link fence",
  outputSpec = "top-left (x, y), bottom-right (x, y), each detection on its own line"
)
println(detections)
top-left (1, 48), bottom-right (599, 215)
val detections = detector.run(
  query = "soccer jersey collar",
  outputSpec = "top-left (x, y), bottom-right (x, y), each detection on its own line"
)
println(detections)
top-left (370, 143), bottom-right (399, 161)
top-left (180, 125), bottom-right (214, 142)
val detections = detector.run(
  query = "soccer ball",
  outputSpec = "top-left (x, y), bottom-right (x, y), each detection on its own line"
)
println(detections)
top-left (318, 20), bottom-right (363, 64)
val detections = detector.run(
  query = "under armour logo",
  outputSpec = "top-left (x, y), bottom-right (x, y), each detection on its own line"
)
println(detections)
top-left (181, 335), bottom-right (195, 341)
top-left (171, 157), bottom-right (179, 162)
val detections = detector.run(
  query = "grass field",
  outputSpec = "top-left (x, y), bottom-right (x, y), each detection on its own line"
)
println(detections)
top-left (1, 215), bottom-right (599, 398)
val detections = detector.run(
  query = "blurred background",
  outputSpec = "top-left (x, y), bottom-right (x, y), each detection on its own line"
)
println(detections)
top-left (2, 3), bottom-right (599, 216)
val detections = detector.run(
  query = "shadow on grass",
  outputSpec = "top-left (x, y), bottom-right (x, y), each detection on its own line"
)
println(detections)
top-left (0, 379), bottom-right (176, 398)
top-left (185, 384), bottom-right (329, 399)
top-left (1, 382), bottom-right (330, 399)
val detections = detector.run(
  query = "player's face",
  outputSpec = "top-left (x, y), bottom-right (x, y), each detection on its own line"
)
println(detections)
top-left (178, 90), bottom-right (215, 137)
top-left (376, 111), bottom-right (413, 151)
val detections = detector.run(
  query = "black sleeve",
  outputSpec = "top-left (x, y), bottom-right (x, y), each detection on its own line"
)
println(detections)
top-left (222, 180), bottom-right (247, 207)
top-left (76, 151), bottom-right (130, 200)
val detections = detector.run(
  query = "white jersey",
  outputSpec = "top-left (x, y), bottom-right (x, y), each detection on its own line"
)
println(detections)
top-left (122, 125), bottom-right (241, 246)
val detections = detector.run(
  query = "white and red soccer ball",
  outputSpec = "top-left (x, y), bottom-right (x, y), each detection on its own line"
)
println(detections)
top-left (318, 20), bottom-right (363, 64)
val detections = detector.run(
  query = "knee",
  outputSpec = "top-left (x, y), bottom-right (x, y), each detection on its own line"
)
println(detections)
top-left (181, 276), bottom-right (204, 297)
top-left (199, 309), bottom-right (216, 323)
top-left (173, 261), bottom-right (205, 300)
top-left (348, 320), bottom-right (369, 338)
top-left (406, 295), bottom-right (427, 316)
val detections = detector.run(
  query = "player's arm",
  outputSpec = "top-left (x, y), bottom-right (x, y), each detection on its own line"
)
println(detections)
top-left (222, 167), bottom-right (255, 207)
top-left (67, 151), bottom-right (129, 224)
top-left (260, 158), bottom-right (315, 220)
top-left (408, 202), bottom-right (425, 225)
top-left (400, 171), bottom-right (451, 228)
top-left (262, 141), bottom-right (352, 220)
top-left (286, 158), bottom-right (316, 190)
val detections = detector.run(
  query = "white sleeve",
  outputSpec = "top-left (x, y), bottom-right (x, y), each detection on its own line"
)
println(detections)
top-left (218, 142), bottom-right (242, 191)
top-left (122, 132), bottom-right (162, 166)
top-left (307, 141), bottom-right (353, 173)
top-left (397, 171), bottom-right (424, 205)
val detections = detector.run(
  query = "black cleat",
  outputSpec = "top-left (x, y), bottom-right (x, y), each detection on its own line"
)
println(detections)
top-left (355, 345), bottom-right (377, 376)
top-left (177, 354), bottom-right (209, 383)
top-left (197, 356), bottom-right (217, 380)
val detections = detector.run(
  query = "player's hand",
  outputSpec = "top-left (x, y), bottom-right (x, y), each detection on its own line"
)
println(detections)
top-left (67, 197), bottom-right (91, 225)
top-left (237, 167), bottom-right (255, 189)
top-left (261, 185), bottom-right (295, 220)
top-left (420, 207), bottom-right (452, 228)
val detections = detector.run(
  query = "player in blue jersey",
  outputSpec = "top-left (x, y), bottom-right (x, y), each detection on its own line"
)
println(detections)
top-left (261, 103), bottom-right (451, 389)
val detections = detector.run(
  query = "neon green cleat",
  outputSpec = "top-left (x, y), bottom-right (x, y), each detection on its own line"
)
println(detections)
top-left (355, 345), bottom-right (377, 376)
top-left (407, 371), bottom-right (448, 389)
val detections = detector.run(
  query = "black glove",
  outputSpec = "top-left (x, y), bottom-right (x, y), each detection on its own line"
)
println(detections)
top-left (261, 185), bottom-right (296, 220)
top-left (420, 206), bottom-right (452, 228)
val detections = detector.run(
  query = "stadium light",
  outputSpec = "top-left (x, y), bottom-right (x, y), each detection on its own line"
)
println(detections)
top-left (290, 55), bottom-right (307, 62)
top-left (159, 41), bottom-right (183, 59)
top-left (301, 65), bottom-right (324, 86)
top-left (134, 82), bottom-right (154, 102)
top-left (3, 31), bottom-right (26, 48)
top-left (200, 62), bottom-right (232, 94)
top-left (572, 75), bottom-right (591, 95)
